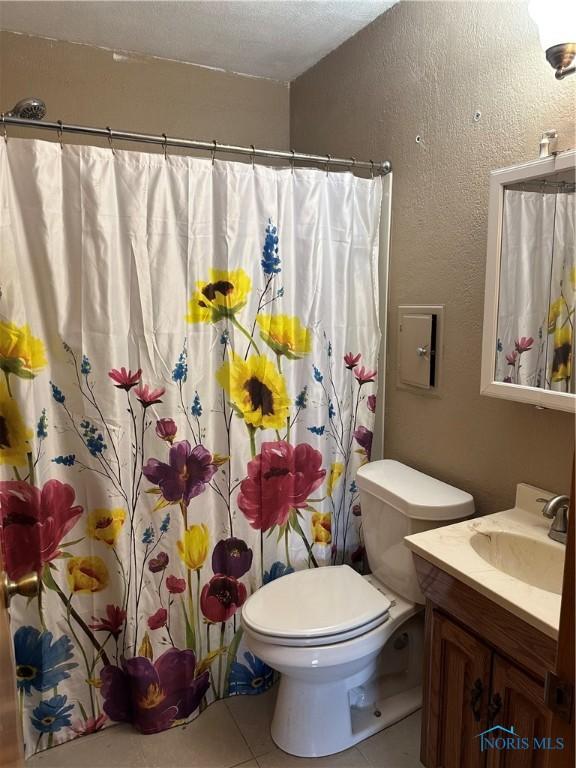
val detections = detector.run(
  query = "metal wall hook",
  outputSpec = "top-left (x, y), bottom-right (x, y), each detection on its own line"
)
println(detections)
top-left (325, 154), bottom-right (331, 176)
top-left (162, 133), bottom-right (168, 161)
top-left (250, 144), bottom-right (256, 170)
top-left (57, 119), bottom-right (64, 150)
top-left (211, 139), bottom-right (217, 166)
top-left (106, 126), bottom-right (116, 156)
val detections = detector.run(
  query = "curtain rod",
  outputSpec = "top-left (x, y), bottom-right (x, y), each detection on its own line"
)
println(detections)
top-left (1, 115), bottom-right (392, 176)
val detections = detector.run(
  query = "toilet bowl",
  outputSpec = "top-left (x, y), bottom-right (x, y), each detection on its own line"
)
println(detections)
top-left (241, 460), bottom-right (474, 757)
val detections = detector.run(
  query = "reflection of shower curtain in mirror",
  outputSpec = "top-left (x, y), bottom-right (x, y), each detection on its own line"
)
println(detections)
top-left (496, 189), bottom-right (576, 391)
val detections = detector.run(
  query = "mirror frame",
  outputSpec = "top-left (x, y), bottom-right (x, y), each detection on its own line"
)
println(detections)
top-left (481, 148), bottom-right (576, 413)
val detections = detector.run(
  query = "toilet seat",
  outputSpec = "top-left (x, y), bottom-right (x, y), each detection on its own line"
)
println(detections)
top-left (241, 564), bottom-right (391, 647)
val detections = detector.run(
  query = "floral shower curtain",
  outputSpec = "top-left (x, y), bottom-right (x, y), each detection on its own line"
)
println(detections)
top-left (496, 188), bottom-right (575, 391)
top-left (0, 139), bottom-right (382, 756)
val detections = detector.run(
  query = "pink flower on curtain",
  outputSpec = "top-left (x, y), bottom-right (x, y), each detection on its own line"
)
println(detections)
top-left (200, 574), bottom-right (247, 623)
top-left (108, 367), bottom-right (142, 390)
top-left (89, 605), bottom-right (126, 639)
top-left (155, 418), bottom-right (177, 443)
top-left (147, 608), bottom-right (168, 630)
top-left (0, 480), bottom-right (82, 579)
top-left (515, 336), bottom-right (534, 354)
top-left (354, 366), bottom-right (377, 385)
top-left (344, 352), bottom-right (361, 369)
top-left (134, 384), bottom-right (166, 407)
top-left (166, 575), bottom-right (186, 594)
top-left (237, 441), bottom-right (326, 532)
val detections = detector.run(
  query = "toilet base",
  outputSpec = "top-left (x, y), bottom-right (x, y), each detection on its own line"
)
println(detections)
top-left (268, 610), bottom-right (424, 758)
top-left (271, 678), bottom-right (422, 758)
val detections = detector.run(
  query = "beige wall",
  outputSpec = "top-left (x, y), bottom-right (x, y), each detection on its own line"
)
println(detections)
top-left (0, 31), bottom-right (289, 152)
top-left (291, 1), bottom-right (576, 513)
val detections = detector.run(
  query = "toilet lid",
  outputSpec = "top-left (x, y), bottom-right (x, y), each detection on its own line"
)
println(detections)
top-left (241, 565), bottom-right (391, 642)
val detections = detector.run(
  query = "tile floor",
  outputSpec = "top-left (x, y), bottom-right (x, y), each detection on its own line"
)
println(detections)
top-left (27, 687), bottom-right (424, 768)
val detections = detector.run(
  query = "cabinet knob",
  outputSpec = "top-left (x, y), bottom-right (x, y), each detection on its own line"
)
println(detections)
top-left (488, 692), bottom-right (503, 722)
top-left (2, 571), bottom-right (39, 607)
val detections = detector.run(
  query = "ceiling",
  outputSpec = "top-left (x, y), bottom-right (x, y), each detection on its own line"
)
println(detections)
top-left (0, 1), bottom-right (396, 81)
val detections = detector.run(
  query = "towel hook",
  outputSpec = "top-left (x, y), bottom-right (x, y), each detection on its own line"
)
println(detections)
top-left (106, 126), bottom-right (116, 156)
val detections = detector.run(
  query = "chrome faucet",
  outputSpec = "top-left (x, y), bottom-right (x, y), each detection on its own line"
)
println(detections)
top-left (539, 495), bottom-right (570, 545)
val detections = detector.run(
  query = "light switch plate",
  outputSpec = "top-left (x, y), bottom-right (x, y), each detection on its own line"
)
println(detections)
top-left (397, 305), bottom-right (444, 396)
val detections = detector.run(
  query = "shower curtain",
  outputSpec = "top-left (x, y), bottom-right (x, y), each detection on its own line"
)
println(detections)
top-left (496, 189), bottom-right (576, 391)
top-left (0, 139), bottom-right (382, 756)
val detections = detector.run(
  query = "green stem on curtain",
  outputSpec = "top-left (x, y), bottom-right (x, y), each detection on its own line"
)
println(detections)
top-left (12, 466), bottom-right (21, 481)
top-left (247, 425), bottom-right (257, 458)
top-left (18, 687), bottom-right (24, 725)
top-left (217, 621), bottom-right (226, 699)
top-left (232, 315), bottom-right (260, 355)
top-left (3, 370), bottom-right (13, 398)
top-left (276, 353), bottom-right (282, 373)
top-left (284, 528), bottom-right (291, 568)
top-left (291, 516), bottom-right (319, 568)
top-left (196, 569), bottom-right (202, 660)
top-left (206, 623), bottom-right (218, 698)
top-left (26, 452), bottom-right (35, 486)
top-left (34, 733), bottom-right (43, 754)
top-left (53, 581), bottom-right (111, 666)
top-left (64, 602), bottom-right (96, 719)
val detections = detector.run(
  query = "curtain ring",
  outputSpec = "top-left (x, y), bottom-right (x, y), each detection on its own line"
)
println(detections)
top-left (325, 154), bottom-right (331, 176)
top-left (1, 113), bottom-right (7, 144)
top-left (211, 139), bottom-right (217, 166)
top-left (290, 148), bottom-right (296, 175)
top-left (57, 120), bottom-right (64, 150)
top-left (369, 160), bottom-right (375, 179)
top-left (250, 144), bottom-right (256, 171)
top-left (162, 133), bottom-right (168, 161)
top-left (106, 126), bottom-right (116, 156)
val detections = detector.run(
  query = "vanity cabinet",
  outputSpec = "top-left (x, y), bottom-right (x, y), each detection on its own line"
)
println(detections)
top-left (415, 556), bottom-right (558, 768)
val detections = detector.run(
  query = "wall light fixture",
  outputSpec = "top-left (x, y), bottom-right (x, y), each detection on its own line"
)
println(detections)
top-left (529, 0), bottom-right (576, 79)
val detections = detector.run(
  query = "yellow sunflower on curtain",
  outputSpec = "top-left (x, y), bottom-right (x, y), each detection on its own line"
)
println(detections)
top-left (0, 377), bottom-right (32, 467)
top-left (0, 320), bottom-right (47, 385)
top-left (216, 353), bottom-right (290, 431)
top-left (256, 314), bottom-right (312, 360)
top-left (186, 268), bottom-right (251, 324)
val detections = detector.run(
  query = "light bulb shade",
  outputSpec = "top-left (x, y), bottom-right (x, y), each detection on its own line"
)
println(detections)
top-left (529, 0), bottom-right (576, 51)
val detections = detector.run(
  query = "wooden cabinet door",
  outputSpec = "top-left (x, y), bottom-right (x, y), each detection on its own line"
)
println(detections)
top-left (486, 655), bottom-right (553, 768)
top-left (423, 610), bottom-right (492, 768)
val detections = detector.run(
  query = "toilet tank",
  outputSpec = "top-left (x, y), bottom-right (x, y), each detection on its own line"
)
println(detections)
top-left (356, 460), bottom-right (474, 603)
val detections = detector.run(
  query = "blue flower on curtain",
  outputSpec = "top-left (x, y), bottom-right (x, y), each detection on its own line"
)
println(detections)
top-left (228, 652), bottom-right (274, 695)
top-left (14, 627), bottom-right (77, 695)
top-left (31, 694), bottom-right (75, 733)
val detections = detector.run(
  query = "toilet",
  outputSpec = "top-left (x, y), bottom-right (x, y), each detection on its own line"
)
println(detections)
top-left (241, 460), bottom-right (474, 758)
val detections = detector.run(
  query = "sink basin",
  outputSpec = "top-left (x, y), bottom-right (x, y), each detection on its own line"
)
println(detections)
top-left (470, 530), bottom-right (564, 595)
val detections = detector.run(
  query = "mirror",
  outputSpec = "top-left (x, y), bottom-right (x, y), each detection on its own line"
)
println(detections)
top-left (482, 149), bottom-right (576, 412)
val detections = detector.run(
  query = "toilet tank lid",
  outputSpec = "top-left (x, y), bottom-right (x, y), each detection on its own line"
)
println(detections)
top-left (356, 460), bottom-right (474, 520)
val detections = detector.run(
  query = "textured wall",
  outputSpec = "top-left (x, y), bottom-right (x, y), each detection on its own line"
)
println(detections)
top-left (0, 31), bottom-right (289, 152)
top-left (291, 1), bottom-right (576, 512)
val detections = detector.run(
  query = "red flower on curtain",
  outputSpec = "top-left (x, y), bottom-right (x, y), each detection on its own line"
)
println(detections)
top-left (237, 441), bottom-right (325, 532)
top-left (0, 480), bottom-right (83, 579)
